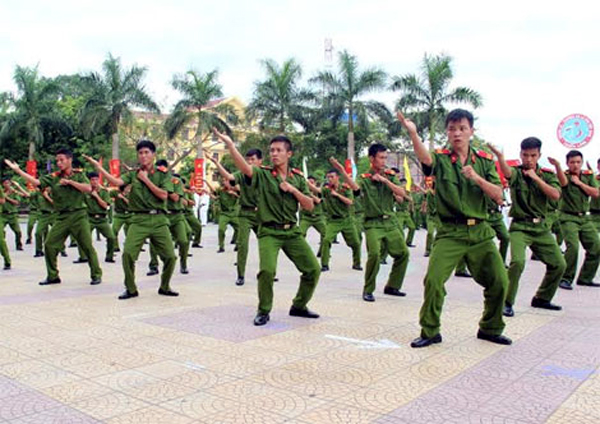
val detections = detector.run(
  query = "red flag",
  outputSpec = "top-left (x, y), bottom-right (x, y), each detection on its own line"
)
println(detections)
top-left (344, 159), bottom-right (352, 176)
top-left (26, 160), bottom-right (37, 191)
top-left (194, 158), bottom-right (204, 189)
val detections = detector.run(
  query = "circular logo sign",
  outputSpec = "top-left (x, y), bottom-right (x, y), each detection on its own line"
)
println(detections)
top-left (557, 114), bottom-right (594, 148)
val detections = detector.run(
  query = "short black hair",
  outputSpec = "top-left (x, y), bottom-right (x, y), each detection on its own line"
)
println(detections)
top-left (270, 136), bottom-right (292, 152)
top-left (520, 137), bottom-right (542, 151)
top-left (307, 175), bottom-right (316, 180)
top-left (445, 109), bottom-right (474, 128)
top-left (368, 143), bottom-right (387, 157)
top-left (391, 167), bottom-right (400, 173)
top-left (246, 148), bottom-right (263, 159)
top-left (566, 150), bottom-right (583, 162)
top-left (136, 139), bottom-right (156, 152)
top-left (326, 169), bottom-right (339, 175)
top-left (55, 147), bottom-right (73, 158)
top-left (87, 172), bottom-right (99, 179)
top-left (156, 159), bottom-right (168, 168)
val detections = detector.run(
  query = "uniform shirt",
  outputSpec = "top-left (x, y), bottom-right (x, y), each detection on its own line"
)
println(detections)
top-left (216, 188), bottom-right (239, 216)
top-left (28, 191), bottom-right (40, 212)
top-left (39, 170), bottom-right (89, 213)
top-left (1, 188), bottom-right (19, 214)
top-left (0, 186), bottom-right (4, 214)
top-left (422, 147), bottom-right (501, 221)
top-left (183, 191), bottom-right (195, 212)
top-left (85, 189), bottom-right (111, 215)
top-left (353, 194), bottom-right (364, 216)
top-left (232, 171), bottom-right (258, 213)
top-left (508, 165), bottom-right (560, 220)
top-left (301, 194), bottom-right (324, 218)
top-left (396, 195), bottom-right (410, 213)
top-left (110, 190), bottom-right (130, 214)
top-left (252, 166), bottom-right (309, 225)
top-left (425, 190), bottom-right (437, 217)
top-left (167, 176), bottom-right (185, 212)
top-left (559, 170), bottom-right (598, 214)
top-left (120, 167), bottom-right (173, 213)
top-left (38, 191), bottom-right (54, 213)
top-left (357, 169), bottom-right (401, 221)
top-left (322, 184), bottom-right (353, 219)
top-left (588, 175), bottom-right (600, 212)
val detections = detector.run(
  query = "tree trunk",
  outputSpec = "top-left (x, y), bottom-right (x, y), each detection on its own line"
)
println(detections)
top-left (196, 133), bottom-right (204, 159)
top-left (28, 141), bottom-right (35, 161)
top-left (347, 106), bottom-right (355, 160)
top-left (428, 113), bottom-right (436, 150)
top-left (111, 132), bottom-right (119, 160)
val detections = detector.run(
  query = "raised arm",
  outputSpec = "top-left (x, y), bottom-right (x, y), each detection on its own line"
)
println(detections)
top-left (488, 144), bottom-right (512, 180)
top-left (328, 157), bottom-right (359, 191)
top-left (280, 180), bottom-right (313, 211)
top-left (522, 169), bottom-right (561, 201)
top-left (205, 150), bottom-right (236, 182)
top-left (83, 155), bottom-right (125, 187)
top-left (305, 179), bottom-right (322, 194)
top-left (548, 157), bottom-right (568, 187)
top-left (11, 181), bottom-right (31, 197)
top-left (3, 160), bottom-right (40, 186)
top-left (397, 112), bottom-right (432, 166)
top-left (213, 128), bottom-right (253, 177)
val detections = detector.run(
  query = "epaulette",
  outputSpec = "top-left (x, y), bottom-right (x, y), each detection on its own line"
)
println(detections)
top-left (384, 169), bottom-right (396, 175)
top-left (291, 168), bottom-right (303, 176)
top-left (360, 173), bottom-right (372, 178)
top-left (477, 150), bottom-right (494, 161)
top-left (157, 166), bottom-right (168, 173)
top-left (435, 148), bottom-right (451, 155)
top-left (172, 177), bottom-right (180, 185)
top-left (51, 171), bottom-right (61, 177)
top-left (342, 183), bottom-right (350, 190)
top-left (73, 168), bottom-right (83, 173)
top-left (541, 167), bottom-right (555, 173)
top-left (582, 170), bottom-right (593, 175)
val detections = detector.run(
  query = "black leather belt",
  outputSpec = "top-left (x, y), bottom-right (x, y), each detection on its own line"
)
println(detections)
top-left (242, 206), bottom-right (258, 212)
top-left (167, 210), bottom-right (183, 215)
top-left (89, 214), bottom-right (107, 219)
top-left (563, 211), bottom-right (588, 217)
top-left (365, 214), bottom-right (391, 222)
top-left (590, 210), bottom-right (600, 215)
top-left (263, 222), bottom-right (295, 230)
top-left (133, 210), bottom-right (164, 215)
top-left (441, 217), bottom-right (482, 226)
top-left (513, 217), bottom-right (543, 224)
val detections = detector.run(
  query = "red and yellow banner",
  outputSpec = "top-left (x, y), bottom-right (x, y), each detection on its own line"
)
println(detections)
top-left (194, 158), bottom-right (204, 189)
top-left (26, 160), bottom-right (37, 191)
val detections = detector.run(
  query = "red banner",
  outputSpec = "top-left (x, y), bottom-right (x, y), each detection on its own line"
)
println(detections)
top-left (495, 159), bottom-right (521, 188)
top-left (26, 161), bottom-right (37, 191)
top-left (194, 158), bottom-right (204, 189)
top-left (344, 159), bottom-right (352, 176)
top-left (109, 159), bottom-right (121, 178)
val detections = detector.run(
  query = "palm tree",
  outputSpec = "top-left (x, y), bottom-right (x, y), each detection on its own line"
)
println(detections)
top-left (310, 50), bottom-right (387, 160)
top-left (246, 58), bottom-right (312, 133)
top-left (80, 53), bottom-right (160, 160)
top-left (0, 66), bottom-right (70, 160)
top-left (391, 53), bottom-right (482, 149)
top-left (164, 69), bottom-right (239, 165)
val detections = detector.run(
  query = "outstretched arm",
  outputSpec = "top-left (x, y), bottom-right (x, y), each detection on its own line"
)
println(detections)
top-left (213, 128), bottom-right (253, 177)
top-left (329, 157), bottom-right (359, 191)
top-left (397, 112), bottom-right (432, 166)
top-left (83, 155), bottom-right (125, 187)
top-left (206, 150), bottom-right (235, 182)
top-left (548, 157), bottom-right (568, 187)
top-left (488, 144), bottom-right (512, 180)
top-left (3, 160), bottom-right (40, 186)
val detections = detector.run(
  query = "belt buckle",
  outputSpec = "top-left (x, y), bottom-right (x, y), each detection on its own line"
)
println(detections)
top-left (382, 215), bottom-right (389, 219)
top-left (467, 219), bottom-right (476, 226)
top-left (532, 218), bottom-right (541, 224)
top-left (149, 210), bottom-right (158, 215)
top-left (283, 224), bottom-right (291, 230)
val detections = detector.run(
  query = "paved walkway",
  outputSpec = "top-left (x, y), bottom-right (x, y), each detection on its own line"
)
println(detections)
top-left (0, 223), bottom-right (598, 423)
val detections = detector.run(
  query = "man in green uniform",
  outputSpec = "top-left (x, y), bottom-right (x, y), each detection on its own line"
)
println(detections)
top-left (397, 186), bottom-right (417, 247)
top-left (84, 140), bottom-right (178, 299)
top-left (147, 164), bottom-right (190, 275)
top-left (1, 178), bottom-right (24, 250)
top-left (34, 187), bottom-right (56, 257)
top-left (111, 184), bottom-right (131, 252)
top-left (0, 185), bottom-right (11, 270)
top-left (556, 150), bottom-right (600, 290)
top-left (213, 128), bottom-right (321, 326)
top-left (81, 172), bottom-right (116, 263)
top-left (5, 149), bottom-right (102, 285)
top-left (310, 169), bottom-right (362, 272)
top-left (302, 175), bottom-right (327, 257)
top-left (591, 158), bottom-right (600, 232)
top-left (398, 109), bottom-right (512, 348)
top-left (25, 187), bottom-right (40, 245)
top-left (183, 184), bottom-right (203, 248)
top-left (331, 149), bottom-right (410, 302)
top-left (486, 195), bottom-right (510, 266)
top-left (490, 139), bottom-right (565, 317)
top-left (209, 149), bottom-right (263, 286)
top-left (423, 177), bottom-right (438, 257)
top-left (215, 177), bottom-right (239, 253)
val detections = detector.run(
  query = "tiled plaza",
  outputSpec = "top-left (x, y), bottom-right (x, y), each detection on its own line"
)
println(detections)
top-left (0, 223), bottom-right (599, 423)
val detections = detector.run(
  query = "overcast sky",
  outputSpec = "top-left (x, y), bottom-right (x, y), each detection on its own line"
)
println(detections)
top-left (1, 0), bottom-right (598, 165)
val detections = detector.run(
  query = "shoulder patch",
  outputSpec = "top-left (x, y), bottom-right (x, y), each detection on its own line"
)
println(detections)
top-left (582, 170), bottom-right (594, 175)
top-left (171, 178), bottom-right (180, 184)
top-left (435, 148), bottom-right (451, 155)
top-left (51, 171), bottom-right (61, 177)
top-left (360, 173), bottom-right (372, 179)
top-left (291, 168), bottom-right (303, 176)
top-left (477, 150), bottom-right (494, 160)
top-left (384, 169), bottom-right (396, 175)
top-left (157, 166), bottom-right (168, 173)
top-left (541, 167), bottom-right (555, 173)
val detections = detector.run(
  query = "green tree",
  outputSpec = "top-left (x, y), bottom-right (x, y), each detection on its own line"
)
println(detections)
top-left (391, 53), bottom-right (482, 149)
top-left (310, 50), bottom-right (387, 160)
top-left (79, 53), bottom-right (160, 160)
top-left (1, 66), bottom-right (71, 160)
top-left (246, 58), bottom-right (313, 133)
top-left (164, 69), bottom-right (239, 168)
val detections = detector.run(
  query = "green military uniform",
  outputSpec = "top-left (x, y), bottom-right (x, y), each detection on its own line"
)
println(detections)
top-left (1, 187), bottom-right (23, 250)
top-left (419, 148), bottom-right (508, 339)
top-left (487, 196), bottom-right (510, 265)
top-left (358, 169), bottom-right (409, 296)
top-left (589, 174), bottom-right (600, 229)
top-left (80, 188), bottom-right (116, 261)
top-left (26, 190), bottom-right (40, 244)
top-left (0, 187), bottom-right (11, 269)
top-left (547, 208), bottom-right (564, 246)
top-left (252, 166), bottom-right (320, 314)
top-left (412, 191), bottom-right (426, 229)
top-left (183, 191), bottom-right (203, 246)
top-left (149, 175), bottom-right (190, 272)
top-left (110, 188), bottom-right (131, 252)
top-left (39, 170), bottom-right (102, 282)
top-left (34, 189), bottom-right (56, 256)
top-left (559, 170), bottom-right (600, 286)
top-left (216, 188), bottom-right (239, 251)
top-left (320, 184), bottom-right (361, 269)
top-left (299, 194), bottom-right (326, 255)
top-left (424, 188), bottom-right (439, 256)
top-left (120, 167), bottom-right (176, 294)
top-left (397, 195), bottom-right (416, 246)
top-left (231, 171), bottom-right (259, 280)
top-left (505, 165), bottom-right (566, 306)
top-left (352, 194), bottom-right (365, 244)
